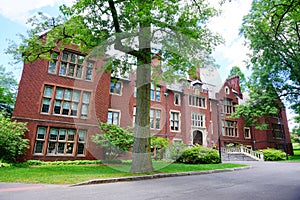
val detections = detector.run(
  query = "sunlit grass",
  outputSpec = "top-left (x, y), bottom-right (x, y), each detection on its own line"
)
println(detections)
top-left (0, 161), bottom-right (246, 185)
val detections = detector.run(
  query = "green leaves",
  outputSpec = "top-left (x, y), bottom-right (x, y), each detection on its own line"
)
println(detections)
top-left (92, 122), bottom-right (134, 160)
top-left (0, 114), bottom-right (29, 163)
top-left (0, 66), bottom-right (18, 117)
top-left (241, 0), bottom-right (300, 118)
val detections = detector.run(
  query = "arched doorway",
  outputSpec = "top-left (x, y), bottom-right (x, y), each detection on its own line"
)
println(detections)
top-left (193, 130), bottom-right (203, 146)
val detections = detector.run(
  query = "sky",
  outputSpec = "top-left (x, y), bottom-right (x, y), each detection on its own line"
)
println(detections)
top-left (0, 0), bottom-right (295, 128)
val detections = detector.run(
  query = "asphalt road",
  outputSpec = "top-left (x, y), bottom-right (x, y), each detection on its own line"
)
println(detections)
top-left (1, 161), bottom-right (300, 200)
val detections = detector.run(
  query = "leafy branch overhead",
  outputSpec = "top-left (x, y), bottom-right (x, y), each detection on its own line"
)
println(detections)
top-left (241, 0), bottom-right (300, 117)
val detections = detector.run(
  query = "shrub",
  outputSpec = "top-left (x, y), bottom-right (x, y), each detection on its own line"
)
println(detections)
top-left (164, 142), bottom-right (186, 161)
top-left (92, 122), bottom-right (134, 160)
top-left (0, 114), bottom-right (29, 163)
top-left (177, 145), bottom-right (221, 164)
top-left (263, 148), bottom-right (286, 161)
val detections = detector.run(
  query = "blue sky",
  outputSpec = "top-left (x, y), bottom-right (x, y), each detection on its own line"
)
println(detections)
top-left (0, 0), bottom-right (296, 128)
top-left (0, 0), bottom-right (252, 81)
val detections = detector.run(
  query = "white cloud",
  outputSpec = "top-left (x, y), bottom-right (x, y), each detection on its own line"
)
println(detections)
top-left (208, 0), bottom-right (252, 79)
top-left (0, 0), bottom-right (74, 24)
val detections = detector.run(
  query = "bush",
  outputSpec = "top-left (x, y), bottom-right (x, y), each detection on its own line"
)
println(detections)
top-left (164, 142), bottom-right (186, 161)
top-left (0, 114), bottom-right (29, 163)
top-left (263, 148), bottom-right (286, 161)
top-left (177, 145), bottom-right (221, 164)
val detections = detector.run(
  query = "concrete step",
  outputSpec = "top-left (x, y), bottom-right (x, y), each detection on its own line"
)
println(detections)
top-left (221, 152), bottom-right (260, 162)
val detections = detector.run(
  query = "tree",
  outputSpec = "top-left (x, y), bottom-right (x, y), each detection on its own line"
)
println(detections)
top-left (8, 0), bottom-right (223, 172)
top-left (227, 66), bottom-right (247, 92)
top-left (0, 114), bottom-right (29, 163)
top-left (0, 66), bottom-right (18, 117)
top-left (92, 122), bottom-right (134, 161)
top-left (240, 0), bottom-right (300, 119)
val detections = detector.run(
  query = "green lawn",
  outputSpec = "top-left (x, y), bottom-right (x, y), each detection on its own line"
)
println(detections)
top-left (0, 161), bottom-right (246, 185)
top-left (288, 143), bottom-right (300, 161)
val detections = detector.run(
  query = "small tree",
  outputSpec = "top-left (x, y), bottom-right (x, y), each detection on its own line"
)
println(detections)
top-left (92, 122), bottom-right (134, 161)
top-left (0, 114), bottom-right (29, 163)
top-left (151, 137), bottom-right (169, 160)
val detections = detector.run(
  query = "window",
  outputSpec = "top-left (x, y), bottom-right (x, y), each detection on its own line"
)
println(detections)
top-left (192, 113), bottom-right (205, 127)
top-left (150, 83), bottom-right (161, 101)
top-left (108, 110), bottom-right (120, 125)
top-left (77, 130), bottom-right (87, 155)
top-left (33, 127), bottom-right (87, 156)
top-left (150, 109), bottom-right (161, 130)
top-left (189, 95), bottom-right (206, 108)
top-left (244, 128), bottom-right (251, 139)
top-left (48, 53), bottom-right (58, 74)
top-left (222, 120), bottom-right (238, 137)
top-left (34, 127), bottom-right (47, 154)
top-left (41, 86), bottom-right (53, 113)
top-left (224, 98), bottom-right (234, 114)
top-left (225, 86), bottom-right (230, 94)
top-left (170, 111), bottom-right (180, 131)
top-left (47, 128), bottom-right (76, 155)
top-left (85, 62), bottom-right (94, 80)
top-left (41, 85), bottom-right (91, 118)
top-left (132, 106), bottom-right (136, 126)
top-left (174, 93), bottom-right (180, 106)
top-left (272, 123), bottom-right (284, 139)
top-left (110, 81), bottom-right (122, 95)
top-left (48, 51), bottom-right (94, 81)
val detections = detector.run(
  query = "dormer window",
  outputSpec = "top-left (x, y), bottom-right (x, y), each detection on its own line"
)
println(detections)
top-left (225, 86), bottom-right (230, 94)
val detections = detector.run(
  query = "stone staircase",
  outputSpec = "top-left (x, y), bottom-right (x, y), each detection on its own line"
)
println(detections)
top-left (221, 146), bottom-right (264, 162)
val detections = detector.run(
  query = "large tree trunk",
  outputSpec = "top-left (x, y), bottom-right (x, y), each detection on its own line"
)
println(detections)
top-left (130, 2), bottom-right (153, 172)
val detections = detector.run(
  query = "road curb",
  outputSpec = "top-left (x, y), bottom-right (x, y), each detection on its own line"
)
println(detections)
top-left (70, 166), bottom-right (251, 187)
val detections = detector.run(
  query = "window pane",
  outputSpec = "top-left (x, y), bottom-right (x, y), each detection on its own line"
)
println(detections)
top-left (78, 130), bottom-right (86, 141)
top-left (64, 89), bottom-right (72, 100)
top-left (68, 130), bottom-right (75, 141)
top-left (41, 98), bottom-right (50, 113)
top-left (37, 127), bottom-right (46, 139)
top-left (47, 142), bottom-right (56, 154)
top-left (53, 100), bottom-right (62, 114)
top-left (85, 67), bottom-right (93, 80)
top-left (66, 143), bottom-right (74, 154)
top-left (49, 128), bottom-right (58, 140)
top-left (59, 129), bottom-right (67, 140)
top-left (55, 88), bottom-right (64, 99)
top-left (48, 60), bottom-right (57, 74)
top-left (34, 141), bottom-right (44, 153)
top-left (57, 143), bottom-right (65, 154)
top-left (76, 66), bottom-right (83, 78)
top-left (113, 113), bottom-right (119, 125)
top-left (72, 90), bottom-right (80, 102)
top-left (62, 52), bottom-right (69, 61)
top-left (71, 103), bottom-right (78, 116)
top-left (81, 104), bottom-right (88, 117)
top-left (78, 56), bottom-right (84, 64)
top-left (82, 92), bottom-right (90, 103)
top-left (77, 143), bottom-right (85, 154)
top-left (44, 86), bottom-right (53, 97)
top-left (70, 53), bottom-right (76, 63)
top-left (108, 112), bottom-right (113, 124)
top-left (68, 64), bottom-right (75, 76)
top-left (59, 62), bottom-right (67, 75)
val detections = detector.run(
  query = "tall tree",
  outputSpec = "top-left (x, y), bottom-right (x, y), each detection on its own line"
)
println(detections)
top-left (8, 0), bottom-right (222, 172)
top-left (227, 66), bottom-right (247, 92)
top-left (240, 0), bottom-right (300, 119)
top-left (0, 66), bottom-right (18, 117)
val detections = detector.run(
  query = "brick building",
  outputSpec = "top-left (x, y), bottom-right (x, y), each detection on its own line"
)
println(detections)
top-left (13, 48), bottom-right (293, 161)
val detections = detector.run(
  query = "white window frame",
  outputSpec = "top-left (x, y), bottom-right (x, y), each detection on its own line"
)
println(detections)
top-left (170, 110), bottom-right (181, 132)
top-left (107, 109), bottom-right (121, 125)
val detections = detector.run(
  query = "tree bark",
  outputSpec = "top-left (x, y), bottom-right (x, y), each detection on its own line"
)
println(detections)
top-left (130, 1), bottom-right (154, 172)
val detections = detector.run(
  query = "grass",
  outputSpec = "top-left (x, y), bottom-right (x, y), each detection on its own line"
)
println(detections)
top-left (0, 161), bottom-right (246, 185)
top-left (287, 143), bottom-right (300, 161)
